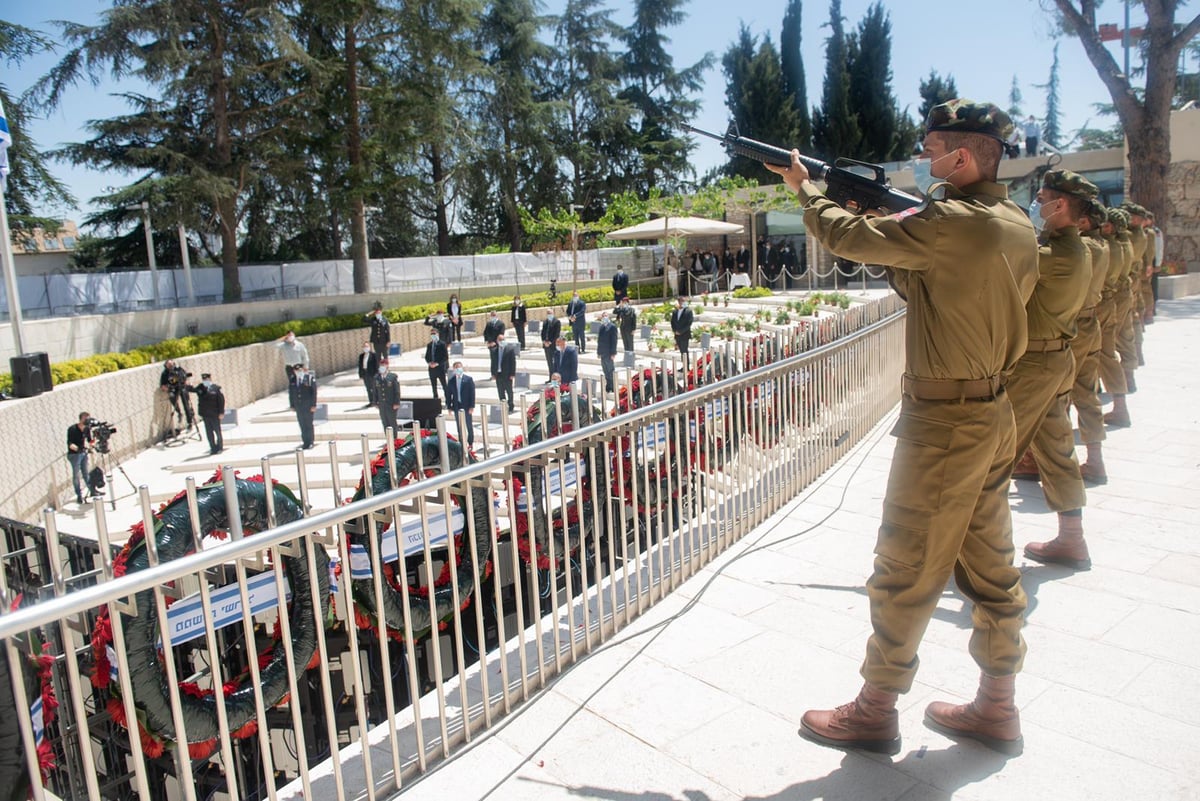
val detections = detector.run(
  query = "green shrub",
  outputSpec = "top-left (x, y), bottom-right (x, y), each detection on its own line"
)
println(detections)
top-left (0, 283), bottom-right (669, 394)
top-left (732, 286), bottom-right (773, 299)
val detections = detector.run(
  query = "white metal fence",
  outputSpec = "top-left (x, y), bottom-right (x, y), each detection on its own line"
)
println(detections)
top-left (1, 247), bottom-right (664, 319)
top-left (0, 295), bottom-right (905, 801)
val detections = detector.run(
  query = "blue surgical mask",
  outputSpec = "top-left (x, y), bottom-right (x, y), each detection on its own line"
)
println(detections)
top-left (1028, 201), bottom-right (1046, 235)
top-left (455, 368), bottom-right (464, 377)
top-left (911, 151), bottom-right (957, 196)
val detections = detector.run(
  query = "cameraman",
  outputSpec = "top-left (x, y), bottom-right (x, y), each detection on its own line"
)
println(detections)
top-left (160, 359), bottom-right (196, 435)
top-left (66, 411), bottom-right (93, 504)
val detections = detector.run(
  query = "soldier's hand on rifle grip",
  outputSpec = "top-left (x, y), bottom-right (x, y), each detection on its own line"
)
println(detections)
top-left (765, 150), bottom-right (810, 193)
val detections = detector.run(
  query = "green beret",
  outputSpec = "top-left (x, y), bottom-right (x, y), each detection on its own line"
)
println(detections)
top-left (1085, 200), bottom-right (1107, 229)
top-left (924, 98), bottom-right (1014, 145)
top-left (1120, 201), bottom-right (1148, 218)
top-left (1106, 207), bottom-right (1130, 232)
top-left (1043, 169), bottom-right (1099, 200)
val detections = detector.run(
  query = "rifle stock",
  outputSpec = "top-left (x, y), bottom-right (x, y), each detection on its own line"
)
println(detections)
top-left (686, 124), bottom-right (921, 214)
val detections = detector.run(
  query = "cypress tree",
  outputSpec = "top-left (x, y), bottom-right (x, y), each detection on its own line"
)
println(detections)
top-left (811, 0), bottom-right (860, 160)
top-left (779, 0), bottom-right (812, 151)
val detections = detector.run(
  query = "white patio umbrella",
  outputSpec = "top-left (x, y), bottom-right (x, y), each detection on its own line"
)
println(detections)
top-left (607, 216), bottom-right (744, 295)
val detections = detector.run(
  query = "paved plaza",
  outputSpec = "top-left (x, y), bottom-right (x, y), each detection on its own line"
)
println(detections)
top-left (391, 295), bottom-right (1200, 801)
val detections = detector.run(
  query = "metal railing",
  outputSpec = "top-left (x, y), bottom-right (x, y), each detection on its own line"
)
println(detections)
top-left (1, 295), bottom-right (905, 801)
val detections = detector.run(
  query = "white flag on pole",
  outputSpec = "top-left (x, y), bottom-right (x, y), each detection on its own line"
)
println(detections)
top-left (0, 96), bottom-right (11, 192)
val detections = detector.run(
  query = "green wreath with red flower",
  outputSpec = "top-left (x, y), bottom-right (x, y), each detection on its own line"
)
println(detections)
top-left (509, 386), bottom-right (608, 570)
top-left (89, 472), bottom-right (330, 760)
top-left (610, 367), bottom-right (687, 517)
top-left (346, 431), bottom-right (494, 641)
top-left (8, 594), bottom-right (59, 782)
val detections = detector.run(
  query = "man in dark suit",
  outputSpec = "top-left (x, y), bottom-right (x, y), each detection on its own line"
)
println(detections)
top-left (555, 337), bottom-right (579, 385)
top-left (483, 310), bottom-right (506, 375)
top-left (615, 297), bottom-right (637, 352)
top-left (496, 335), bottom-right (518, 413)
top-left (424, 331), bottom-right (450, 400)
top-left (446, 361), bottom-right (476, 447)
top-left (293, 363), bottom-right (317, 449)
top-left (190, 372), bottom-right (226, 454)
top-left (596, 311), bottom-right (618, 392)
top-left (671, 297), bottom-right (695, 366)
top-left (612, 266), bottom-right (629, 302)
top-left (357, 341), bottom-right (379, 407)
top-left (736, 244), bottom-right (751, 272)
top-left (376, 361), bottom-right (401, 434)
top-left (566, 291), bottom-right (587, 352)
top-left (541, 310), bottom-right (562, 374)
top-left (510, 296), bottom-right (528, 349)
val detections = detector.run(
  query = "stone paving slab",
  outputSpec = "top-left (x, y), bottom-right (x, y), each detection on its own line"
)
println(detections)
top-left (392, 295), bottom-right (1200, 801)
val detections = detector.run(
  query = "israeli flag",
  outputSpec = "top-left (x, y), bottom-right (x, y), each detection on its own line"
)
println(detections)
top-left (0, 97), bottom-right (10, 191)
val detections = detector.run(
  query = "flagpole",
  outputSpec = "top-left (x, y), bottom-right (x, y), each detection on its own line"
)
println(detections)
top-left (0, 188), bottom-right (25, 356)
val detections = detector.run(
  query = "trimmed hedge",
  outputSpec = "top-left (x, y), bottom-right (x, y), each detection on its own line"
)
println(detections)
top-left (0, 284), bottom-right (666, 394)
top-left (731, 286), bottom-right (774, 299)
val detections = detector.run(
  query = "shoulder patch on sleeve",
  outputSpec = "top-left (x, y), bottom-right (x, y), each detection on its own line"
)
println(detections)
top-left (888, 206), bottom-right (921, 222)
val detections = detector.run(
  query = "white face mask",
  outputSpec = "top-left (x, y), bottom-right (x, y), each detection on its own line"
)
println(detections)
top-left (378, 366), bottom-right (387, 375)
top-left (363, 346), bottom-right (371, 353)
top-left (202, 380), bottom-right (212, 388)
top-left (1028, 199), bottom-right (1057, 235)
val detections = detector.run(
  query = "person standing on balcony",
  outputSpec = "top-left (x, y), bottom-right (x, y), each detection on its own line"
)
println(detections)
top-left (1022, 115), bottom-right (1040, 157)
top-left (769, 99), bottom-right (1038, 757)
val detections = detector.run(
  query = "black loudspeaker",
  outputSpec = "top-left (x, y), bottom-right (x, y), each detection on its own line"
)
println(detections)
top-left (410, 398), bottom-right (443, 428)
top-left (36, 352), bottom-right (53, 392)
top-left (9, 353), bottom-right (47, 398)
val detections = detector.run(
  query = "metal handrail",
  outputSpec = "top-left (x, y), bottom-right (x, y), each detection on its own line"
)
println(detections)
top-left (0, 306), bottom-right (903, 642)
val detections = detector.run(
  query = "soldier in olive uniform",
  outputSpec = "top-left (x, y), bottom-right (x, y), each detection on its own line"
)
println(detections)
top-left (1116, 202), bottom-right (1149, 395)
top-left (1069, 201), bottom-right (1113, 485)
top-left (768, 100), bottom-right (1038, 756)
top-left (1006, 170), bottom-right (1095, 570)
top-left (1097, 208), bottom-right (1133, 427)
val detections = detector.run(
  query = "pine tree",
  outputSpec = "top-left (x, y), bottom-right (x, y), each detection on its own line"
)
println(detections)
top-left (552, 0), bottom-right (635, 217)
top-left (1007, 74), bottom-right (1024, 118)
top-left (779, 0), bottom-right (812, 152)
top-left (917, 69), bottom-right (958, 124)
top-left (0, 20), bottom-right (74, 232)
top-left (811, 0), bottom-right (860, 160)
top-left (721, 29), bottom-right (802, 182)
top-left (620, 0), bottom-right (713, 194)
top-left (846, 2), bottom-right (904, 162)
top-left (1041, 42), bottom-right (1063, 148)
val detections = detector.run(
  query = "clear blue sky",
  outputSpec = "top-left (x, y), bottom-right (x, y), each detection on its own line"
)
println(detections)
top-left (7, 0), bottom-right (1140, 220)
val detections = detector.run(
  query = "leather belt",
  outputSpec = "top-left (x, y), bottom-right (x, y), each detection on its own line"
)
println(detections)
top-left (1025, 338), bottom-right (1069, 353)
top-left (902, 374), bottom-right (1004, 402)
top-left (1076, 306), bottom-right (1097, 321)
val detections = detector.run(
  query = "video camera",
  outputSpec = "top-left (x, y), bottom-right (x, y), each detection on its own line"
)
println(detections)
top-left (87, 419), bottom-right (117, 454)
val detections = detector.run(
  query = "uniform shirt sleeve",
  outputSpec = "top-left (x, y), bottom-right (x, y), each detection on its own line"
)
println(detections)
top-left (799, 182), bottom-right (938, 272)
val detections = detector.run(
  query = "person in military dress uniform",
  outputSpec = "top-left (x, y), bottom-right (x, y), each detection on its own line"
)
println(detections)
top-left (768, 99), bottom-right (1038, 756)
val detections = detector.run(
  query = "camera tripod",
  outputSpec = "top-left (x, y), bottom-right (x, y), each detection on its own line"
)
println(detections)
top-left (164, 398), bottom-right (202, 447)
top-left (90, 447), bottom-right (137, 510)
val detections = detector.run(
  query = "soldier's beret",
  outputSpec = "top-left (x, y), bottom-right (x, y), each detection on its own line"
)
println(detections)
top-left (1043, 169), bottom-right (1099, 200)
top-left (1120, 201), bottom-right (1149, 218)
top-left (1085, 200), bottom-right (1108, 229)
top-left (1106, 207), bottom-right (1130, 232)
top-left (924, 99), bottom-right (1014, 145)
top-left (200, 372), bottom-right (212, 379)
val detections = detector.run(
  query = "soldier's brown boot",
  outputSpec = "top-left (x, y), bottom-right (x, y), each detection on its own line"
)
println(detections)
top-left (1104, 395), bottom-right (1131, 428)
top-left (1079, 443), bottom-right (1107, 486)
top-left (1025, 512), bottom-right (1091, 570)
top-left (924, 673), bottom-right (1023, 755)
top-left (799, 683), bottom-right (901, 755)
top-left (1010, 449), bottom-right (1040, 482)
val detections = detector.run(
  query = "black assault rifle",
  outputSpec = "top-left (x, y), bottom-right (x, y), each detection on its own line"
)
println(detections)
top-left (686, 123), bottom-right (922, 214)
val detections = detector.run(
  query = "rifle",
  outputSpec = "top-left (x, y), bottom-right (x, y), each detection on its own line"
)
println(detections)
top-left (686, 123), bottom-right (921, 214)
